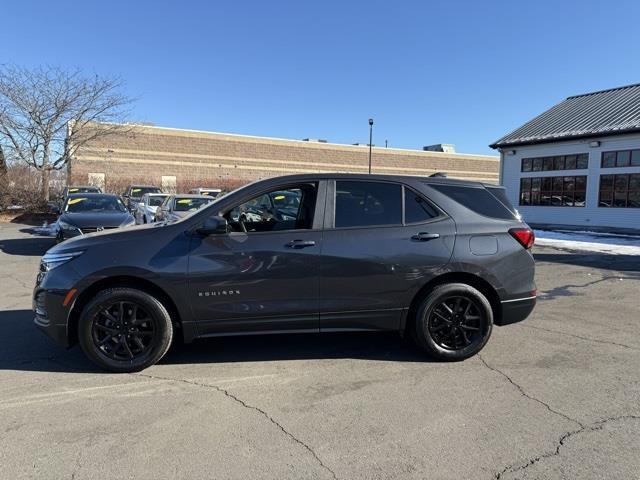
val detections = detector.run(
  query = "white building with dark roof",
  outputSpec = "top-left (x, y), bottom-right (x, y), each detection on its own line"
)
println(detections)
top-left (491, 83), bottom-right (640, 232)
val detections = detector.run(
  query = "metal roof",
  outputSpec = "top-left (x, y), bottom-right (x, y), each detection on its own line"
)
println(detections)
top-left (490, 83), bottom-right (640, 149)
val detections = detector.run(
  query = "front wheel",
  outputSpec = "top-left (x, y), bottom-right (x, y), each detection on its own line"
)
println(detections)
top-left (413, 283), bottom-right (493, 361)
top-left (78, 288), bottom-right (174, 372)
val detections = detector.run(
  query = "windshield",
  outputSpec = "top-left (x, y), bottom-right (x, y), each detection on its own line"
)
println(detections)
top-left (130, 187), bottom-right (161, 198)
top-left (148, 195), bottom-right (168, 207)
top-left (173, 197), bottom-right (212, 212)
top-left (65, 196), bottom-right (126, 213)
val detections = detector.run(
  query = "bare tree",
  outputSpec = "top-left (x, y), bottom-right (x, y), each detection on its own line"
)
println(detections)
top-left (0, 145), bottom-right (7, 206)
top-left (0, 65), bottom-right (134, 201)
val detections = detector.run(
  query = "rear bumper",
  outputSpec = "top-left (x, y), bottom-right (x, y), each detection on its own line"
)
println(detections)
top-left (496, 296), bottom-right (536, 326)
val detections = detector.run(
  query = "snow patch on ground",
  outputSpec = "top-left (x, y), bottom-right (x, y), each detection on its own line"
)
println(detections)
top-left (534, 229), bottom-right (640, 255)
top-left (32, 221), bottom-right (58, 236)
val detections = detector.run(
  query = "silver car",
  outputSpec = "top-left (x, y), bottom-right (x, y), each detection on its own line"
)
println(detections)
top-left (134, 193), bottom-right (169, 224)
top-left (154, 194), bottom-right (214, 222)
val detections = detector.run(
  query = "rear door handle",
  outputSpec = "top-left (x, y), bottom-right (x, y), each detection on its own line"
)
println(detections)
top-left (285, 239), bottom-right (316, 249)
top-left (411, 232), bottom-right (440, 242)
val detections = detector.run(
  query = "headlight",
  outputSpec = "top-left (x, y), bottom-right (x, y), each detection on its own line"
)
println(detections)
top-left (41, 251), bottom-right (83, 272)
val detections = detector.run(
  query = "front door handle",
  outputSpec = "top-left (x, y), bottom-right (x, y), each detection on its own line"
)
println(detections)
top-left (285, 239), bottom-right (316, 249)
top-left (411, 232), bottom-right (440, 242)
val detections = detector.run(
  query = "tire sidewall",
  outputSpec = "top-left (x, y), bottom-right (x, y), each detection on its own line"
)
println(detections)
top-left (78, 288), bottom-right (173, 372)
top-left (416, 283), bottom-right (493, 361)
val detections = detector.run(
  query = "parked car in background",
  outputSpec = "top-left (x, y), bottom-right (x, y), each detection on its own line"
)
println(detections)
top-left (189, 188), bottom-right (222, 198)
top-left (134, 193), bottom-right (168, 224)
top-left (57, 185), bottom-right (102, 211)
top-left (122, 185), bottom-right (162, 212)
top-left (35, 173), bottom-right (536, 372)
top-left (55, 193), bottom-right (135, 243)
top-left (154, 194), bottom-right (214, 223)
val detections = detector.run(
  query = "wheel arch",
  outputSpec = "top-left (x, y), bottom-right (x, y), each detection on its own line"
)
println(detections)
top-left (404, 272), bottom-right (502, 335)
top-left (67, 276), bottom-right (183, 347)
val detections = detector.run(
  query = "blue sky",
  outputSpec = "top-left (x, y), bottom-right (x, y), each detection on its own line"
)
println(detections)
top-left (2, 0), bottom-right (639, 155)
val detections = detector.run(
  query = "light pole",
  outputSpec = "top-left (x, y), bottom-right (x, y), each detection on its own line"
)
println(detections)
top-left (368, 118), bottom-right (374, 174)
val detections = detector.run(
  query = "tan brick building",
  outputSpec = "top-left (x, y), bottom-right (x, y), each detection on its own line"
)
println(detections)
top-left (69, 124), bottom-right (499, 192)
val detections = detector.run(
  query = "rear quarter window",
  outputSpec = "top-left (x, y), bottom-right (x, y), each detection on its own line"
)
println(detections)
top-left (429, 184), bottom-right (516, 220)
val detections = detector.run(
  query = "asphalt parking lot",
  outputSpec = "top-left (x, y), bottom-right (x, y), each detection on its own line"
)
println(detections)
top-left (1, 221), bottom-right (639, 480)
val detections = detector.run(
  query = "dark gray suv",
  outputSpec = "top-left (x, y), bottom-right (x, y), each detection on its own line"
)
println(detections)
top-left (34, 174), bottom-right (536, 372)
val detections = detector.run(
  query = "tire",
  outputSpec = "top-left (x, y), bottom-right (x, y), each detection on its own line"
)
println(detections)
top-left (413, 283), bottom-right (493, 361)
top-left (78, 288), bottom-right (174, 372)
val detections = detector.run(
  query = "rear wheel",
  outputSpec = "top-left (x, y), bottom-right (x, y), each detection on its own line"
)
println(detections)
top-left (413, 283), bottom-right (492, 361)
top-left (78, 288), bottom-right (173, 372)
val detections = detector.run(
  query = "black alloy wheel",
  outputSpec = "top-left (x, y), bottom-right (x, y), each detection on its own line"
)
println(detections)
top-left (91, 301), bottom-right (156, 361)
top-left (428, 296), bottom-right (484, 350)
top-left (413, 283), bottom-right (493, 361)
top-left (78, 288), bottom-right (173, 372)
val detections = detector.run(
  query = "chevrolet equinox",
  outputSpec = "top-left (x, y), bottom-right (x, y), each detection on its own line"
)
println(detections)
top-left (34, 174), bottom-right (536, 372)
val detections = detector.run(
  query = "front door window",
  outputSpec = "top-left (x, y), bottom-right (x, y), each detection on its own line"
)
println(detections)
top-left (224, 183), bottom-right (317, 232)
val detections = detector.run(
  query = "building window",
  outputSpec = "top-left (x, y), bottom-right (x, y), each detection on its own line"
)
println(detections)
top-left (521, 154), bottom-right (588, 172)
top-left (601, 149), bottom-right (640, 168)
top-left (519, 176), bottom-right (587, 207)
top-left (598, 174), bottom-right (640, 208)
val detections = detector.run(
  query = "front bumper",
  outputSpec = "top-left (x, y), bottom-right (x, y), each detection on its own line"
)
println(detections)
top-left (33, 263), bottom-right (82, 348)
top-left (496, 296), bottom-right (536, 326)
top-left (33, 288), bottom-right (73, 347)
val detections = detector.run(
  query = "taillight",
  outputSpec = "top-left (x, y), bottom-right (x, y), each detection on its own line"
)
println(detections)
top-left (509, 227), bottom-right (535, 249)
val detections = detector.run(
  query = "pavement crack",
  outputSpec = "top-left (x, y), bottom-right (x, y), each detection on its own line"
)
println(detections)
top-left (523, 324), bottom-right (639, 351)
top-left (134, 372), bottom-right (338, 480)
top-left (494, 415), bottom-right (640, 479)
top-left (478, 354), bottom-right (583, 428)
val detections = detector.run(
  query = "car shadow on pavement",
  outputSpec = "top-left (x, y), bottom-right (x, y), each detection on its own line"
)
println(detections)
top-left (1, 309), bottom-right (431, 374)
top-left (534, 251), bottom-right (640, 273)
top-left (164, 331), bottom-right (430, 366)
top-left (0, 236), bottom-right (55, 256)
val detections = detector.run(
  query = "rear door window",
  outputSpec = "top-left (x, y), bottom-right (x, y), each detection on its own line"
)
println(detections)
top-left (335, 181), bottom-right (402, 228)
top-left (404, 187), bottom-right (440, 223)
top-left (430, 184), bottom-right (516, 220)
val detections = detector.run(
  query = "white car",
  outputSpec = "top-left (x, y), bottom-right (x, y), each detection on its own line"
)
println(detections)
top-left (189, 188), bottom-right (222, 198)
top-left (134, 193), bottom-right (169, 224)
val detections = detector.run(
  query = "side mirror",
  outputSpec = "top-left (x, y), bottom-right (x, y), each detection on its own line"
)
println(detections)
top-left (196, 216), bottom-right (228, 236)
